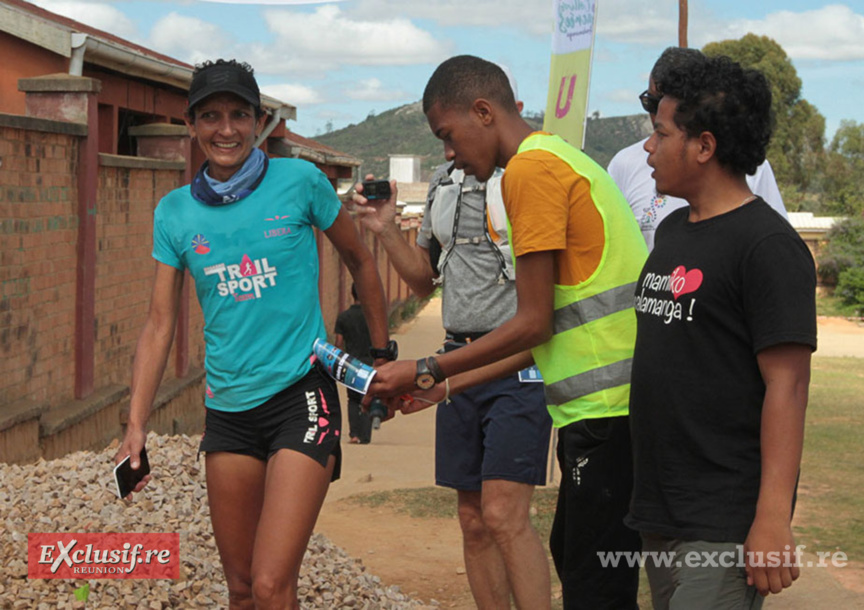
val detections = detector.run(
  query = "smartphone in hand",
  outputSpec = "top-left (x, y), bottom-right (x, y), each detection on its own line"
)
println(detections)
top-left (113, 446), bottom-right (150, 498)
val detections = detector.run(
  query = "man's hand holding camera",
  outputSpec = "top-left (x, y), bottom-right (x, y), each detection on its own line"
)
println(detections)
top-left (351, 175), bottom-right (399, 236)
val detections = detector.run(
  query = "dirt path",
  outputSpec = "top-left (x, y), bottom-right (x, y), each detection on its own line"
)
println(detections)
top-left (815, 316), bottom-right (864, 358)
top-left (313, 300), bottom-right (864, 608)
top-left (316, 300), bottom-right (475, 607)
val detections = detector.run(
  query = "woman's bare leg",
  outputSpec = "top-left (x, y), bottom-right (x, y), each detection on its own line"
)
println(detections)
top-left (250, 449), bottom-right (336, 610)
top-left (205, 452), bottom-right (267, 610)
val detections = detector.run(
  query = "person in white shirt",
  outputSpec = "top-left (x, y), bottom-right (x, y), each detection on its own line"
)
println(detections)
top-left (608, 47), bottom-right (788, 251)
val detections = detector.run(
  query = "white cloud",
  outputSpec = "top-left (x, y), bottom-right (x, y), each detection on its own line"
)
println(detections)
top-left (719, 5), bottom-right (864, 61)
top-left (28, 0), bottom-right (138, 41)
top-left (344, 78), bottom-right (408, 102)
top-left (595, 4), bottom-right (679, 46)
top-left (590, 1), bottom-right (864, 62)
top-left (348, 0), bottom-right (553, 37)
top-left (587, 2), bottom-right (864, 63)
top-left (260, 5), bottom-right (449, 71)
top-left (261, 83), bottom-right (324, 105)
top-left (148, 13), bottom-right (240, 65)
top-left (200, 0), bottom-right (344, 4)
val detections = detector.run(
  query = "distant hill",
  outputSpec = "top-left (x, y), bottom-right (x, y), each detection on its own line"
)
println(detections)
top-left (312, 102), bottom-right (651, 181)
top-left (584, 112), bottom-right (653, 169)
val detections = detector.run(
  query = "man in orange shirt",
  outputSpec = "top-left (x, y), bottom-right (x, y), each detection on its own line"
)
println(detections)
top-left (366, 55), bottom-right (647, 609)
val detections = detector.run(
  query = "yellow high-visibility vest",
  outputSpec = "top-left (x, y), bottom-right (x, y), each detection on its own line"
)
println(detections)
top-left (513, 133), bottom-right (648, 427)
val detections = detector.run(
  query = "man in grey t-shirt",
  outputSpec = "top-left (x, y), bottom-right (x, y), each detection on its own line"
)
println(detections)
top-left (353, 80), bottom-right (553, 608)
top-left (418, 163), bottom-right (516, 332)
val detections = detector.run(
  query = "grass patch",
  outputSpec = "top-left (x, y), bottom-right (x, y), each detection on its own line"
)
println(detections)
top-left (817, 290), bottom-right (861, 318)
top-left (347, 486), bottom-right (458, 519)
top-left (346, 485), bottom-right (560, 526)
top-left (347, 486), bottom-right (651, 608)
top-left (794, 357), bottom-right (864, 561)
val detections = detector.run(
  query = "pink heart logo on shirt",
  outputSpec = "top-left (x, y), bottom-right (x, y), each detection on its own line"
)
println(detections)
top-left (670, 266), bottom-right (703, 300)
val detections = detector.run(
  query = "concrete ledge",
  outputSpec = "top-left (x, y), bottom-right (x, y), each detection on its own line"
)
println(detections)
top-left (99, 153), bottom-right (185, 171)
top-left (119, 368), bottom-right (206, 425)
top-left (40, 384), bottom-right (129, 437)
top-left (0, 112), bottom-right (88, 136)
top-left (18, 74), bottom-right (102, 93)
top-left (128, 123), bottom-right (188, 137)
top-left (129, 124), bottom-right (190, 163)
top-left (0, 398), bottom-right (49, 433)
top-left (155, 368), bottom-right (205, 411)
top-left (0, 419), bottom-right (41, 464)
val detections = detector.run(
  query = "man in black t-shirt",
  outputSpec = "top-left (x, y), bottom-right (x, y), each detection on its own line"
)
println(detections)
top-left (628, 50), bottom-right (817, 609)
top-left (334, 284), bottom-right (373, 444)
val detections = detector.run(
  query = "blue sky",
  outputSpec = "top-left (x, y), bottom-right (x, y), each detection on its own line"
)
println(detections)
top-left (29, 0), bottom-right (864, 142)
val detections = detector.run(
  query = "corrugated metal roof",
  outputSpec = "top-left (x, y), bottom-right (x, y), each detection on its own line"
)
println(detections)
top-left (788, 212), bottom-right (844, 232)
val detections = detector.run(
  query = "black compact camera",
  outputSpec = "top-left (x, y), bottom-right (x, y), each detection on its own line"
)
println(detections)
top-left (362, 179), bottom-right (392, 201)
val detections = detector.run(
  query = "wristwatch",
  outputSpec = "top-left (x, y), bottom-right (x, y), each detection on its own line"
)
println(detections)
top-left (369, 340), bottom-right (398, 361)
top-left (415, 356), bottom-right (446, 390)
top-left (415, 358), bottom-right (436, 390)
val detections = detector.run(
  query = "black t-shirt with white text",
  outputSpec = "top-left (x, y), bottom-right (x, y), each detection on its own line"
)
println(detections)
top-left (626, 198), bottom-right (817, 543)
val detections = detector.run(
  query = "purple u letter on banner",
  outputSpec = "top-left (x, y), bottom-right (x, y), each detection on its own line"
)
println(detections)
top-left (556, 74), bottom-right (577, 119)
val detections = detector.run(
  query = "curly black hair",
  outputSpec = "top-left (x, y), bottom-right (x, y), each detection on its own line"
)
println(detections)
top-left (422, 55), bottom-right (518, 114)
top-left (651, 47), bottom-right (706, 87)
top-left (658, 54), bottom-right (773, 176)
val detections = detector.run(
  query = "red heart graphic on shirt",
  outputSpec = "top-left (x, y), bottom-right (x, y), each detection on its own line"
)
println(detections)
top-left (670, 266), bottom-right (703, 300)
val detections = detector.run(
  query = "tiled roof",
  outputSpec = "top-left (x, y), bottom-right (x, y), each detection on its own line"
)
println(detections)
top-left (270, 132), bottom-right (361, 167)
top-left (282, 131), bottom-right (353, 157)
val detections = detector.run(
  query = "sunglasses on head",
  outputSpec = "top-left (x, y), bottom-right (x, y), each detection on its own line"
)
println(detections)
top-left (639, 90), bottom-right (662, 114)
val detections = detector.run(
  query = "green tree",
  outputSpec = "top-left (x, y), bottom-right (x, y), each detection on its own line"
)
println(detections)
top-left (702, 34), bottom-right (826, 208)
top-left (822, 120), bottom-right (864, 216)
top-left (817, 216), bottom-right (864, 286)
top-left (836, 268), bottom-right (864, 314)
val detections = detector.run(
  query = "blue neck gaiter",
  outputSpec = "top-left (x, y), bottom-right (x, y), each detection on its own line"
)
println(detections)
top-left (191, 147), bottom-right (269, 206)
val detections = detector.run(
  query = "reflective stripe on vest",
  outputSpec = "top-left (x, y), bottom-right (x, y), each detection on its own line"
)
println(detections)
top-left (513, 133), bottom-right (648, 427)
top-left (553, 282), bottom-right (637, 335)
top-left (545, 359), bottom-right (634, 406)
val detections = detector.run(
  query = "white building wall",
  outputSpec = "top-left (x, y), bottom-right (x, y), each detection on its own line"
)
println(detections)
top-left (389, 154), bottom-right (421, 183)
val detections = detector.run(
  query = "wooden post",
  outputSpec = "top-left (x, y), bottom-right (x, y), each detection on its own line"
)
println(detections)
top-left (679, 0), bottom-right (689, 48)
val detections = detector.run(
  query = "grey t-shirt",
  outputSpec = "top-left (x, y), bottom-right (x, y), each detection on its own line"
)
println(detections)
top-left (417, 163), bottom-right (517, 333)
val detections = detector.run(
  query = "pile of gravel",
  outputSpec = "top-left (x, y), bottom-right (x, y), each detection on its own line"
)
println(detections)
top-left (1, 433), bottom-right (434, 609)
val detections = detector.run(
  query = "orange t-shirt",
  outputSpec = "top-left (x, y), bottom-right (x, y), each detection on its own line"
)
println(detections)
top-left (502, 138), bottom-right (605, 287)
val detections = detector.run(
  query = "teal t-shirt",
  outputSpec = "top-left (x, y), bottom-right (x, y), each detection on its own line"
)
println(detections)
top-left (152, 158), bottom-right (342, 412)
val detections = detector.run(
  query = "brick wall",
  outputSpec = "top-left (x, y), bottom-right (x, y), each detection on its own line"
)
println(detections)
top-left (186, 276), bottom-right (206, 374)
top-left (94, 166), bottom-right (186, 387)
top-left (0, 125), bottom-right (78, 408)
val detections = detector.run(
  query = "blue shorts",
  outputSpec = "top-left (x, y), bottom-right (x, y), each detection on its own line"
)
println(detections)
top-left (435, 344), bottom-right (552, 491)
top-left (199, 364), bottom-right (342, 481)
